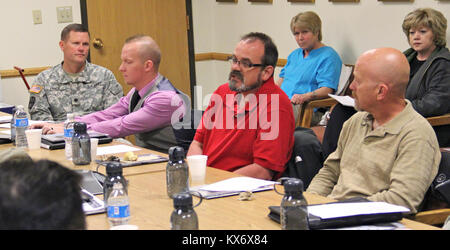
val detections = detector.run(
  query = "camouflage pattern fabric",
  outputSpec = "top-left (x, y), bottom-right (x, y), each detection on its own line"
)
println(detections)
top-left (28, 61), bottom-right (123, 121)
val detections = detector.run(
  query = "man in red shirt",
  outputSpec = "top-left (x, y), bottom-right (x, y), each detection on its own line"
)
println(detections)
top-left (188, 32), bottom-right (295, 180)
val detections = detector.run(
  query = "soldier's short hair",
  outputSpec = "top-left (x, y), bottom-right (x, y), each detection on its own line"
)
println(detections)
top-left (61, 23), bottom-right (90, 41)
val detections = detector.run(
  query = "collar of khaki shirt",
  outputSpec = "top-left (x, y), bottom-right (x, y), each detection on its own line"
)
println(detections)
top-left (361, 100), bottom-right (414, 137)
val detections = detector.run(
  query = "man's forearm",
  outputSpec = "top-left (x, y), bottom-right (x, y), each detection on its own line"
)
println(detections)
top-left (233, 163), bottom-right (274, 180)
top-left (187, 140), bottom-right (203, 156)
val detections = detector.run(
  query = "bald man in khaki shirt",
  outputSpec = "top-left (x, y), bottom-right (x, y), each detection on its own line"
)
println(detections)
top-left (307, 48), bottom-right (441, 214)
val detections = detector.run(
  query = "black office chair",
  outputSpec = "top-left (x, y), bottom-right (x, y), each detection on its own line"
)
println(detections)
top-left (172, 105), bottom-right (204, 153)
top-left (411, 151), bottom-right (450, 225)
top-left (282, 127), bottom-right (325, 189)
top-left (172, 91), bottom-right (203, 154)
top-left (420, 152), bottom-right (450, 210)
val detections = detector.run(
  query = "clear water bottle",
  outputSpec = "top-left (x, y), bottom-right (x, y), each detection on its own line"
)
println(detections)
top-left (280, 178), bottom-right (309, 230)
top-left (14, 105), bottom-right (29, 148)
top-left (106, 182), bottom-right (130, 227)
top-left (170, 192), bottom-right (199, 230)
top-left (10, 106), bottom-right (16, 145)
top-left (166, 146), bottom-right (189, 198)
top-left (64, 113), bottom-right (75, 160)
top-left (71, 122), bottom-right (91, 165)
top-left (103, 162), bottom-right (128, 203)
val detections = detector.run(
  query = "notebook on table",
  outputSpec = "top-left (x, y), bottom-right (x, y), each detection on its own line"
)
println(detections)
top-left (190, 177), bottom-right (276, 199)
top-left (268, 197), bottom-right (410, 230)
top-left (41, 131), bottom-right (113, 150)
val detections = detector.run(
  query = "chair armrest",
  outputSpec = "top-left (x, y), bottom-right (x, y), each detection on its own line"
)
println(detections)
top-left (427, 113), bottom-right (450, 127)
top-left (298, 98), bottom-right (338, 128)
top-left (307, 98), bottom-right (339, 109)
top-left (412, 208), bottom-right (450, 226)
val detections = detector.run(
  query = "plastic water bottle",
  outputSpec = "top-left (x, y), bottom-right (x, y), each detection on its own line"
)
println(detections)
top-left (170, 192), bottom-right (199, 230)
top-left (166, 146), bottom-right (189, 198)
top-left (10, 106), bottom-right (16, 145)
top-left (14, 105), bottom-right (29, 148)
top-left (280, 178), bottom-right (309, 230)
top-left (103, 162), bottom-right (128, 203)
top-left (106, 182), bottom-right (130, 227)
top-left (71, 122), bottom-right (91, 165)
top-left (64, 113), bottom-right (75, 160)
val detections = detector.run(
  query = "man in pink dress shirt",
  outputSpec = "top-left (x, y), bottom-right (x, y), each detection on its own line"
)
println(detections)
top-left (37, 35), bottom-right (187, 152)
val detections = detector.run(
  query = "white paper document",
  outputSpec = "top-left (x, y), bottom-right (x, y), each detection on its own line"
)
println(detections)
top-left (199, 177), bottom-right (276, 192)
top-left (328, 94), bottom-right (355, 107)
top-left (81, 189), bottom-right (105, 215)
top-left (191, 177), bottom-right (276, 199)
top-left (308, 202), bottom-right (410, 220)
top-left (0, 115), bottom-right (12, 123)
top-left (96, 144), bottom-right (141, 156)
top-left (0, 130), bottom-right (10, 135)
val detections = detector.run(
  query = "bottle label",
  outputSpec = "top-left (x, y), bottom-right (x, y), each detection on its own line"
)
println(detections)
top-left (15, 118), bottom-right (29, 127)
top-left (107, 205), bottom-right (130, 218)
top-left (64, 128), bottom-right (74, 138)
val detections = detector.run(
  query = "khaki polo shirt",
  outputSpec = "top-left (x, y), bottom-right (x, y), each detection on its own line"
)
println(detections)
top-left (307, 100), bottom-right (441, 213)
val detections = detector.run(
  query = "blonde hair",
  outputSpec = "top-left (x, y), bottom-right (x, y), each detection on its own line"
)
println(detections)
top-left (290, 11), bottom-right (322, 41)
top-left (402, 8), bottom-right (447, 47)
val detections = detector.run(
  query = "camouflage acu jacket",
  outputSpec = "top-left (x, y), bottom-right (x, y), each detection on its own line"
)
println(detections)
top-left (28, 61), bottom-right (123, 121)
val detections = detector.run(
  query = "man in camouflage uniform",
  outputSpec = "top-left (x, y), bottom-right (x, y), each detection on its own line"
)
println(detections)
top-left (28, 23), bottom-right (123, 121)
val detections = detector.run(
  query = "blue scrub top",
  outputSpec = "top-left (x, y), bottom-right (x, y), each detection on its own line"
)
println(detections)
top-left (280, 46), bottom-right (342, 99)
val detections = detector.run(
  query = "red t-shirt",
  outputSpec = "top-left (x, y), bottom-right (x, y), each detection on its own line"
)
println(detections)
top-left (194, 77), bottom-right (295, 179)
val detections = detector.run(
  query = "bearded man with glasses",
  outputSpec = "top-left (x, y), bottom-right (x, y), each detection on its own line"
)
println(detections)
top-left (187, 32), bottom-right (295, 180)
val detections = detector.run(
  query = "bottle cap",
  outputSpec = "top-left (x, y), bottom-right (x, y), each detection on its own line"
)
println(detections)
top-left (73, 122), bottom-right (87, 133)
top-left (173, 192), bottom-right (193, 208)
top-left (283, 178), bottom-right (304, 193)
top-left (168, 146), bottom-right (185, 162)
top-left (106, 161), bottom-right (123, 176)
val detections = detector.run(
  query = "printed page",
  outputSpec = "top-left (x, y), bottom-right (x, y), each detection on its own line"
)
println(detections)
top-left (328, 94), bottom-right (355, 107)
top-left (199, 177), bottom-right (276, 192)
top-left (308, 202), bottom-right (410, 219)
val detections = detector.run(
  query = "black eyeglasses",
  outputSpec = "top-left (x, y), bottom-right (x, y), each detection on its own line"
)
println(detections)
top-left (228, 56), bottom-right (265, 70)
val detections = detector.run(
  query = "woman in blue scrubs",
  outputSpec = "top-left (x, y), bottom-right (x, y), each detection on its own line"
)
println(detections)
top-left (277, 11), bottom-right (342, 125)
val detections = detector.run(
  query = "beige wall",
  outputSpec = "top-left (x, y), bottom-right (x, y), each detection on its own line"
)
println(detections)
top-left (1, 0), bottom-right (449, 112)
top-left (192, 0), bottom-right (450, 109)
top-left (0, 0), bottom-right (81, 111)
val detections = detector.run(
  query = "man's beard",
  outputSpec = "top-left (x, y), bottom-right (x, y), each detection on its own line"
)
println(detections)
top-left (228, 70), bottom-right (263, 93)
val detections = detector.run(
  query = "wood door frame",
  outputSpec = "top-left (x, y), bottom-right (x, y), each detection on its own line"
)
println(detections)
top-left (79, 0), bottom-right (196, 106)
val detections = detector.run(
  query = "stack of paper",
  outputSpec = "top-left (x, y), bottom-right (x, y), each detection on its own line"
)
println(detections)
top-left (308, 202), bottom-right (410, 219)
top-left (191, 177), bottom-right (276, 199)
top-left (96, 144), bottom-right (141, 156)
top-left (81, 189), bottom-right (105, 215)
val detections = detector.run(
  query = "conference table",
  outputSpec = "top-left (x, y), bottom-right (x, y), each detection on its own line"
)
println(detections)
top-left (0, 138), bottom-right (439, 230)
